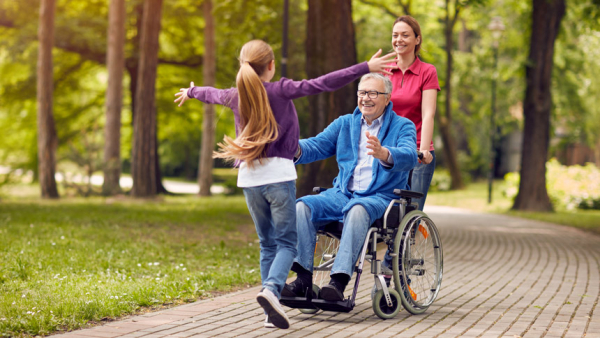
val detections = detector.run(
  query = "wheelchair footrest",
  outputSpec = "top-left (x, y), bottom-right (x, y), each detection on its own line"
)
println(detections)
top-left (280, 296), bottom-right (354, 313)
top-left (280, 296), bottom-right (318, 310)
top-left (312, 299), bottom-right (354, 313)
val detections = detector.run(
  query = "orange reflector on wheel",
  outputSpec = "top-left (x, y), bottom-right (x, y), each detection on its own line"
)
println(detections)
top-left (314, 243), bottom-right (318, 255)
top-left (418, 224), bottom-right (429, 239)
top-left (408, 285), bottom-right (417, 300)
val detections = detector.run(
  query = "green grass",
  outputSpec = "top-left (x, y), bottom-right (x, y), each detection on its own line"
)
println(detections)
top-left (427, 181), bottom-right (600, 235)
top-left (0, 195), bottom-right (261, 337)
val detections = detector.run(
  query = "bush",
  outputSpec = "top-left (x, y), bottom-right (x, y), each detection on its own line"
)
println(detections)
top-left (503, 159), bottom-right (600, 210)
top-left (430, 168), bottom-right (451, 192)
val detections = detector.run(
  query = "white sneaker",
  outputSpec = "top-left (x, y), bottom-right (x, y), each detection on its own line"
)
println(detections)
top-left (256, 288), bottom-right (290, 329)
top-left (264, 315), bottom-right (275, 328)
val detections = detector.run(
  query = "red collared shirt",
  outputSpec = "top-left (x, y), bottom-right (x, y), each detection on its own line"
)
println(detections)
top-left (387, 57), bottom-right (440, 151)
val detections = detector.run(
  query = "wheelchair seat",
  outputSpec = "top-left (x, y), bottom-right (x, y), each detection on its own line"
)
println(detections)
top-left (315, 187), bottom-right (420, 237)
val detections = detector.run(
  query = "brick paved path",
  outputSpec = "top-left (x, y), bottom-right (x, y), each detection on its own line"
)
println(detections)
top-left (55, 207), bottom-right (600, 338)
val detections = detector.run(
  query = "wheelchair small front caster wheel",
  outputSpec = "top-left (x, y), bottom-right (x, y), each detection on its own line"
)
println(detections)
top-left (298, 285), bottom-right (321, 314)
top-left (372, 288), bottom-right (401, 319)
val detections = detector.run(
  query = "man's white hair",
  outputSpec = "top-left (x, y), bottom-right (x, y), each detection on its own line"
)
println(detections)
top-left (358, 73), bottom-right (393, 95)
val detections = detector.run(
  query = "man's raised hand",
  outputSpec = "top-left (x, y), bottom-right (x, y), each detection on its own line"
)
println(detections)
top-left (365, 131), bottom-right (390, 161)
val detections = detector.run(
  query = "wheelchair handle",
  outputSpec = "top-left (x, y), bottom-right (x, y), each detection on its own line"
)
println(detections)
top-left (417, 151), bottom-right (424, 160)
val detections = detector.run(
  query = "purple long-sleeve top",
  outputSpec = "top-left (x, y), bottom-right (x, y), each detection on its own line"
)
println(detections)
top-left (187, 62), bottom-right (370, 161)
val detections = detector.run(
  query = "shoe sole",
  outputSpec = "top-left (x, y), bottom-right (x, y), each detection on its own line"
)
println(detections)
top-left (256, 294), bottom-right (290, 329)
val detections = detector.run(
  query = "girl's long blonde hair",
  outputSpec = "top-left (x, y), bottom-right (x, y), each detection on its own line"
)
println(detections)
top-left (213, 40), bottom-right (279, 168)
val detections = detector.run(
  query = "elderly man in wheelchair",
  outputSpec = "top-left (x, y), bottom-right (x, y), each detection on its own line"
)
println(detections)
top-left (280, 73), bottom-right (443, 319)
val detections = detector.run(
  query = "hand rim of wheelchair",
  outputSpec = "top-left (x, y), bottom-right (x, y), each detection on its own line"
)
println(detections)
top-left (392, 210), bottom-right (443, 314)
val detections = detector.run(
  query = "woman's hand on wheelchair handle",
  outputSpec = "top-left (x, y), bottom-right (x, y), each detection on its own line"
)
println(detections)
top-left (419, 149), bottom-right (433, 164)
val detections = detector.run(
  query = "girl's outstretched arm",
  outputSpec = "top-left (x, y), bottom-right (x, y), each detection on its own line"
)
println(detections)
top-left (367, 49), bottom-right (398, 75)
top-left (175, 82), bottom-right (237, 108)
top-left (277, 50), bottom-right (398, 100)
top-left (174, 82), bottom-right (195, 107)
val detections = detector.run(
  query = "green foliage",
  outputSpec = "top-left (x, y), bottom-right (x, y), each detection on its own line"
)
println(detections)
top-left (552, 0), bottom-right (600, 153)
top-left (430, 168), bottom-right (451, 192)
top-left (503, 159), bottom-right (600, 210)
top-left (1, 0), bottom-right (599, 190)
top-left (0, 196), bottom-right (260, 337)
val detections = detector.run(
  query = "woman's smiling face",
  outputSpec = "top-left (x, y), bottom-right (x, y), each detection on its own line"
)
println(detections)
top-left (392, 21), bottom-right (420, 56)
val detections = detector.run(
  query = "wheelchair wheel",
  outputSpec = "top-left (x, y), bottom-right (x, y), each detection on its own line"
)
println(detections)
top-left (392, 210), bottom-right (443, 315)
top-left (296, 233), bottom-right (339, 314)
top-left (372, 288), bottom-right (402, 319)
top-left (298, 284), bottom-right (321, 314)
top-left (312, 233), bottom-right (340, 289)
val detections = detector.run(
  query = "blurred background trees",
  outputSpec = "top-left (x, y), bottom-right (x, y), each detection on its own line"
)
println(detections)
top-left (0, 0), bottom-right (598, 210)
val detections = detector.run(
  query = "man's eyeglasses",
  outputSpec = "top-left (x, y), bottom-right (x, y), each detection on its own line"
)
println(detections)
top-left (357, 90), bottom-right (389, 99)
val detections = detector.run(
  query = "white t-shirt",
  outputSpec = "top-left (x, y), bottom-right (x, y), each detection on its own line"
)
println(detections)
top-left (237, 157), bottom-right (297, 188)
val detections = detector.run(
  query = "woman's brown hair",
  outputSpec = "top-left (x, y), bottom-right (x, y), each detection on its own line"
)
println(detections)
top-left (393, 15), bottom-right (422, 58)
top-left (213, 40), bottom-right (279, 168)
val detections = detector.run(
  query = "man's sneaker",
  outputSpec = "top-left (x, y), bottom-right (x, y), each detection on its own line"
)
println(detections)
top-left (264, 315), bottom-right (275, 328)
top-left (256, 288), bottom-right (290, 329)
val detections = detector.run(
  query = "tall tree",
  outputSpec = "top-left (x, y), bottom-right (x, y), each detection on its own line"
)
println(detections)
top-left (37, 0), bottom-right (59, 199)
top-left (297, 0), bottom-right (358, 197)
top-left (102, 0), bottom-right (126, 196)
top-left (198, 0), bottom-right (216, 197)
top-left (436, 0), bottom-right (464, 190)
top-left (131, 0), bottom-right (163, 197)
top-left (512, 0), bottom-right (566, 212)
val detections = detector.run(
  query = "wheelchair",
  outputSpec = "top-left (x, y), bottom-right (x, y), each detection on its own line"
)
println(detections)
top-left (280, 188), bottom-right (443, 319)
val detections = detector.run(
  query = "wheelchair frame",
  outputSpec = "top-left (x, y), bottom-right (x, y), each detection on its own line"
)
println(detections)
top-left (280, 188), bottom-right (443, 319)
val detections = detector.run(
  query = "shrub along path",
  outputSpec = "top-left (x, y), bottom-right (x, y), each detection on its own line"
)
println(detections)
top-left (52, 206), bottom-right (600, 338)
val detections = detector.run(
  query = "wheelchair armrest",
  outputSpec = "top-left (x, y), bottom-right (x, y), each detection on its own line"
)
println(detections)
top-left (313, 187), bottom-right (328, 194)
top-left (393, 189), bottom-right (424, 199)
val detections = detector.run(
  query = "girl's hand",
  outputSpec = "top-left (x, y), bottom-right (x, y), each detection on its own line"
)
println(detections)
top-left (367, 49), bottom-right (398, 76)
top-left (419, 149), bottom-right (433, 164)
top-left (174, 81), bottom-right (195, 107)
top-left (366, 131), bottom-right (390, 161)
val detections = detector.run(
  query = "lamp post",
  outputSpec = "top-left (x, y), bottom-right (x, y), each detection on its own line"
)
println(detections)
top-left (487, 16), bottom-right (505, 204)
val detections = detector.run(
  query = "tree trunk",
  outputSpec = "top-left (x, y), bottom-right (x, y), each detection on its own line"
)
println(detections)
top-left (131, 0), bottom-right (163, 197)
top-left (436, 0), bottom-right (464, 190)
top-left (102, 0), bottom-right (126, 196)
top-left (198, 0), bottom-right (216, 197)
top-left (37, 0), bottom-right (59, 199)
top-left (281, 0), bottom-right (289, 78)
top-left (297, 0), bottom-right (357, 197)
top-left (512, 0), bottom-right (565, 212)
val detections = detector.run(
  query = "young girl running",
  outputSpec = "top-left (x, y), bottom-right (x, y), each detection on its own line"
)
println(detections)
top-left (174, 40), bottom-right (396, 329)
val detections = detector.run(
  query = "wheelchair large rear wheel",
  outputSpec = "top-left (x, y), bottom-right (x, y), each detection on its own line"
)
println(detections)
top-left (392, 210), bottom-right (443, 315)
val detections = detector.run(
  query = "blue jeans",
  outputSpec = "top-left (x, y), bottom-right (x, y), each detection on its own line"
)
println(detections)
top-left (243, 180), bottom-right (298, 299)
top-left (295, 201), bottom-right (371, 278)
top-left (408, 151), bottom-right (436, 211)
top-left (383, 151), bottom-right (436, 270)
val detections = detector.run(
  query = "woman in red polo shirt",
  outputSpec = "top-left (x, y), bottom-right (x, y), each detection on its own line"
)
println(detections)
top-left (388, 15), bottom-right (440, 211)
